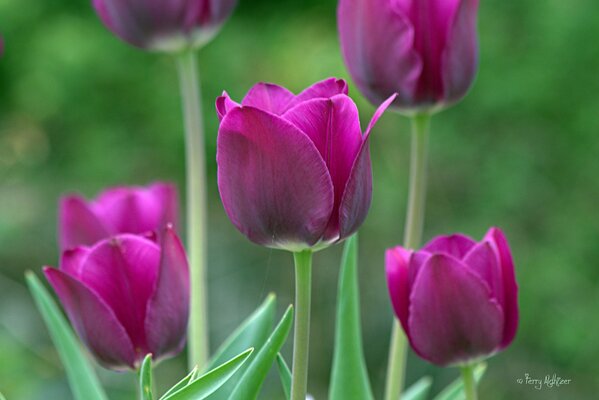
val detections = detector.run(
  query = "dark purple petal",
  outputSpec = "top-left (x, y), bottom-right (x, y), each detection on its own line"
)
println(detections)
top-left (386, 246), bottom-right (413, 337)
top-left (408, 254), bottom-right (504, 366)
top-left (241, 83), bottom-right (296, 115)
top-left (338, 0), bottom-right (421, 106)
top-left (463, 241), bottom-right (505, 309)
top-left (59, 196), bottom-right (108, 250)
top-left (422, 233), bottom-right (476, 260)
top-left (145, 226), bottom-right (190, 360)
top-left (338, 94), bottom-right (396, 239)
top-left (44, 267), bottom-right (136, 370)
top-left (216, 91), bottom-right (241, 121)
top-left (77, 235), bottom-right (160, 352)
top-left (289, 78), bottom-right (349, 108)
top-left (217, 106), bottom-right (334, 249)
top-left (484, 227), bottom-right (519, 348)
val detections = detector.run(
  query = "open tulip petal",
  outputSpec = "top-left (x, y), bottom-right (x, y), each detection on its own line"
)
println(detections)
top-left (216, 91), bottom-right (241, 121)
top-left (149, 183), bottom-right (179, 230)
top-left (44, 267), bottom-right (136, 369)
top-left (386, 247), bottom-right (412, 335)
top-left (59, 196), bottom-right (108, 250)
top-left (60, 247), bottom-right (91, 278)
top-left (291, 78), bottom-right (349, 107)
top-left (241, 83), bottom-right (296, 115)
top-left (217, 106), bottom-right (334, 249)
top-left (145, 227), bottom-right (190, 358)
top-left (409, 254), bottom-right (504, 366)
top-left (422, 233), bottom-right (476, 259)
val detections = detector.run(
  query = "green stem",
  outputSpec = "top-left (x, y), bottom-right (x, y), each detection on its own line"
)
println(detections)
top-left (177, 51), bottom-right (209, 370)
top-left (291, 250), bottom-right (313, 400)
top-left (460, 364), bottom-right (478, 400)
top-left (384, 114), bottom-right (431, 400)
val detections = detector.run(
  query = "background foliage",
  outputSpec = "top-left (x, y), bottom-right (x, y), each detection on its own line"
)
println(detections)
top-left (1, 0), bottom-right (598, 398)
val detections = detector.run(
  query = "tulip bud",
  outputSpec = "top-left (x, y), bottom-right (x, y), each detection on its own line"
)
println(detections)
top-left (44, 226), bottom-right (189, 370)
top-left (215, 78), bottom-right (396, 251)
top-left (59, 182), bottom-right (178, 250)
top-left (338, 0), bottom-right (479, 113)
top-left (386, 227), bottom-right (518, 366)
top-left (92, 0), bottom-right (237, 52)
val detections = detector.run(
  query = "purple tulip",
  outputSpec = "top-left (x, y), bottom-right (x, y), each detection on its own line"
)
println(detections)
top-left (386, 227), bottom-right (518, 366)
top-left (338, 0), bottom-right (479, 112)
top-left (93, 0), bottom-right (237, 51)
top-left (216, 78), bottom-right (396, 251)
top-left (59, 182), bottom-right (178, 250)
top-left (44, 226), bottom-right (189, 370)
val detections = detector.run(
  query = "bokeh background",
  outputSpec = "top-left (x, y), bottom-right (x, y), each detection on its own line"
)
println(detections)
top-left (1, 0), bottom-right (598, 398)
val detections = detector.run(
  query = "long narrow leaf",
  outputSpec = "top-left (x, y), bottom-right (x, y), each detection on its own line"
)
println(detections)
top-left (229, 306), bottom-right (294, 400)
top-left (433, 363), bottom-right (487, 400)
top-left (276, 353), bottom-right (292, 400)
top-left (402, 377), bottom-right (433, 400)
top-left (160, 367), bottom-right (198, 400)
top-left (139, 354), bottom-right (153, 400)
top-left (162, 348), bottom-right (253, 400)
top-left (329, 235), bottom-right (374, 400)
top-left (25, 272), bottom-right (107, 400)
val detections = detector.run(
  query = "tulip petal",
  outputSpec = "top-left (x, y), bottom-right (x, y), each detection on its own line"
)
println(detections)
top-left (78, 235), bottom-right (160, 351)
top-left (44, 267), bottom-right (136, 369)
top-left (290, 78), bottom-right (349, 107)
top-left (463, 241), bottom-right (505, 309)
top-left (422, 233), bottom-right (476, 259)
top-left (59, 196), bottom-right (109, 250)
top-left (60, 247), bottom-right (91, 278)
top-left (241, 83), bottom-right (296, 115)
top-left (338, 94), bottom-right (396, 239)
top-left (485, 227), bottom-right (519, 348)
top-left (217, 107), bottom-right (334, 249)
top-left (408, 254), bottom-right (504, 366)
top-left (149, 182), bottom-right (179, 230)
top-left (216, 91), bottom-right (241, 121)
top-left (386, 247), bottom-right (413, 336)
top-left (442, 0), bottom-right (479, 103)
top-left (145, 227), bottom-right (190, 359)
top-left (282, 95), bottom-right (363, 240)
top-left (338, 0), bottom-right (421, 106)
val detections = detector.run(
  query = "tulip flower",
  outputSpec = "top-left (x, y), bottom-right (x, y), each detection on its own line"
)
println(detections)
top-left (216, 78), bottom-right (396, 251)
top-left (92, 0), bottom-right (237, 51)
top-left (44, 226), bottom-right (189, 370)
top-left (386, 227), bottom-right (519, 367)
top-left (59, 182), bottom-right (178, 250)
top-left (338, 0), bottom-right (479, 113)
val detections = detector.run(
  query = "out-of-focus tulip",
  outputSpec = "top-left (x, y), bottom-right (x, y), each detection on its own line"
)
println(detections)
top-left (215, 78), bottom-right (396, 251)
top-left (59, 182), bottom-right (178, 250)
top-left (92, 0), bottom-right (237, 51)
top-left (44, 226), bottom-right (189, 370)
top-left (386, 227), bottom-right (518, 366)
top-left (338, 0), bottom-right (479, 113)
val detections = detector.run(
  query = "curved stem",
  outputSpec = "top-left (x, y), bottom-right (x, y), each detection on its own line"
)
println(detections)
top-left (460, 364), bottom-right (478, 400)
top-left (177, 51), bottom-right (209, 370)
top-left (291, 250), bottom-right (313, 400)
top-left (384, 114), bottom-right (430, 400)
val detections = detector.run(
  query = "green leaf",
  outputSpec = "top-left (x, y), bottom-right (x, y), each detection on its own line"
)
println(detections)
top-left (402, 377), bottom-right (433, 400)
top-left (25, 272), bottom-right (108, 400)
top-left (229, 305), bottom-right (294, 400)
top-left (0, 391), bottom-right (6, 400)
top-left (162, 348), bottom-right (253, 400)
top-left (139, 354), bottom-right (153, 400)
top-left (206, 294), bottom-right (276, 400)
top-left (160, 367), bottom-right (198, 400)
top-left (433, 363), bottom-right (487, 400)
top-left (329, 235), bottom-right (374, 400)
top-left (275, 353), bottom-right (291, 400)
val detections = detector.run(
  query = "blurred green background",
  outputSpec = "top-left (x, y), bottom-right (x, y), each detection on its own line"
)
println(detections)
top-left (1, 0), bottom-right (598, 398)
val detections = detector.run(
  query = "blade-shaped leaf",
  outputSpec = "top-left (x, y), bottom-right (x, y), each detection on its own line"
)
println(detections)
top-left (229, 306), bottom-right (294, 400)
top-left (329, 235), bottom-right (374, 400)
top-left (433, 363), bottom-right (487, 400)
top-left (207, 294), bottom-right (276, 400)
top-left (160, 367), bottom-right (198, 400)
top-left (162, 348), bottom-right (253, 400)
top-left (402, 377), bottom-right (433, 400)
top-left (139, 354), bottom-right (153, 400)
top-left (276, 353), bottom-right (292, 400)
top-left (25, 272), bottom-right (108, 400)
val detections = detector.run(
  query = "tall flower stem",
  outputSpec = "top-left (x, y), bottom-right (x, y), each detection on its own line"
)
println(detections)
top-left (177, 51), bottom-right (209, 370)
top-left (291, 250), bottom-right (313, 400)
top-left (384, 113), bottom-right (431, 400)
top-left (460, 364), bottom-right (478, 400)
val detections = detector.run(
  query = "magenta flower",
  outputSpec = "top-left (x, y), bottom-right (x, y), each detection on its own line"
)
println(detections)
top-left (44, 226), bottom-right (189, 370)
top-left (216, 78), bottom-right (396, 251)
top-left (59, 182), bottom-right (178, 250)
top-left (93, 0), bottom-right (237, 51)
top-left (338, 0), bottom-right (479, 112)
top-left (386, 227), bottom-right (518, 366)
